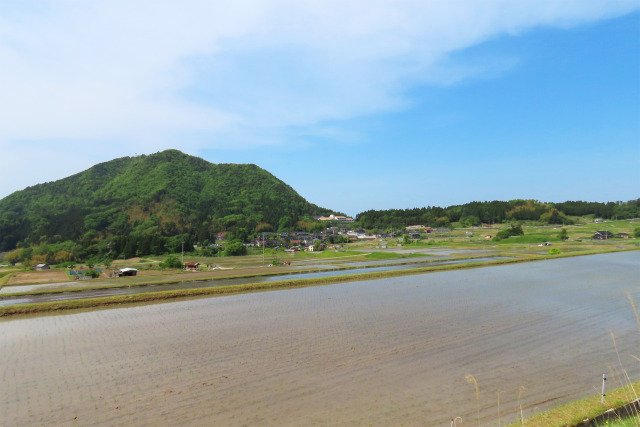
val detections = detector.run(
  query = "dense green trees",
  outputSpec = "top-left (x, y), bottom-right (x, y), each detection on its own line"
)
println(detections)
top-left (0, 150), bottom-right (334, 253)
top-left (355, 199), bottom-right (639, 230)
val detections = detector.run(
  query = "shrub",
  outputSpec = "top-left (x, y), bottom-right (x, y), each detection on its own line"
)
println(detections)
top-left (159, 255), bottom-right (183, 269)
top-left (224, 241), bottom-right (247, 257)
top-left (57, 262), bottom-right (76, 269)
top-left (557, 228), bottom-right (569, 241)
top-left (86, 269), bottom-right (101, 278)
top-left (199, 246), bottom-right (220, 257)
top-left (548, 248), bottom-right (561, 255)
top-left (494, 223), bottom-right (524, 241)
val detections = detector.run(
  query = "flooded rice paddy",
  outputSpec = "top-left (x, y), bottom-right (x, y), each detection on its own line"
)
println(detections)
top-left (1, 251), bottom-right (638, 426)
top-left (0, 256), bottom-right (507, 306)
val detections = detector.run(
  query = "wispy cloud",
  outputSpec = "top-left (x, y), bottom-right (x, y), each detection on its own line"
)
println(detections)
top-left (0, 0), bottom-right (637, 194)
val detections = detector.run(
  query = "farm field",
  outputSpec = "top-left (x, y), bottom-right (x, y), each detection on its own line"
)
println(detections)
top-left (1, 251), bottom-right (638, 426)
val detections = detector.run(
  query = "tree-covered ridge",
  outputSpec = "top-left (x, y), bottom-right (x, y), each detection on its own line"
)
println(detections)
top-left (0, 149), bottom-right (334, 251)
top-left (356, 198), bottom-right (640, 230)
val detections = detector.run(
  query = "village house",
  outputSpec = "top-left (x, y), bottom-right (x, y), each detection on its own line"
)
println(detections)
top-left (317, 214), bottom-right (355, 223)
top-left (593, 231), bottom-right (614, 240)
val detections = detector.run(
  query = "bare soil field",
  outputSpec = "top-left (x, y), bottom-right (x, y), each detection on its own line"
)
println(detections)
top-left (1, 252), bottom-right (638, 426)
top-left (6, 269), bottom-right (69, 285)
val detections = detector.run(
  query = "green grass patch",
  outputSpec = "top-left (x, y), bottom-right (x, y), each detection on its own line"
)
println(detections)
top-left (596, 416), bottom-right (640, 426)
top-left (364, 252), bottom-right (403, 260)
top-left (512, 382), bottom-right (640, 427)
top-left (498, 234), bottom-right (560, 244)
top-left (0, 271), bottom-right (14, 287)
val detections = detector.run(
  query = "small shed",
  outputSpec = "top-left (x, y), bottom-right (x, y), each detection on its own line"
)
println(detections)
top-left (35, 264), bottom-right (50, 270)
top-left (617, 233), bottom-right (630, 239)
top-left (183, 262), bottom-right (200, 271)
top-left (119, 268), bottom-right (138, 277)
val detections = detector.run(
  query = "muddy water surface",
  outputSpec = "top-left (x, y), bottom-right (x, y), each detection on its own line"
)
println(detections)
top-left (1, 251), bottom-right (638, 426)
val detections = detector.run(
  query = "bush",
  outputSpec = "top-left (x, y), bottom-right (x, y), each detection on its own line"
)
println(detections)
top-left (199, 246), bottom-right (220, 257)
top-left (548, 248), bottom-right (561, 255)
top-left (224, 241), bottom-right (247, 257)
top-left (57, 262), bottom-right (76, 269)
top-left (86, 269), bottom-right (101, 278)
top-left (159, 255), bottom-right (183, 269)
top-left (557, 228), bottom-right (569, 241)
top-left (494, 224), bottom-right (524, 241)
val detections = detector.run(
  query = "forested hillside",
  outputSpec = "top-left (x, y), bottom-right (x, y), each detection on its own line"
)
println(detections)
top-left (356, 199), bottom-right (640, 230)
top-left (0, 150), bottom-right (333, 255)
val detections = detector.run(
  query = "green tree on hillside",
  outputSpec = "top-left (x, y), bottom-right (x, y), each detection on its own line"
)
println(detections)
top-left (558, 228), bottom-right (569, 241)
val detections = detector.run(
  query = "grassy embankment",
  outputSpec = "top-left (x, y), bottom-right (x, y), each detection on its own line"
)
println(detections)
top-left (0, 271), bottom-right (13, 287)
top-left (601, 417), bottom-right (640, 426)
top-left (506, 381), bottom-right (639, 426)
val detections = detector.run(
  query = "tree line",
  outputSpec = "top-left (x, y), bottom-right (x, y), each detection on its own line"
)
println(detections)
top-left (356, 199), bottom-right (640, 230)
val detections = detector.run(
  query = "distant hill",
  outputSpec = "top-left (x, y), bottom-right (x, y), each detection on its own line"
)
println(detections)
top-left (0, 149), bottom-right (334, 251)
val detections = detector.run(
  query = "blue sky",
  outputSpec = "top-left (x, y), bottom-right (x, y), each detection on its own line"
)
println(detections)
top-left (0, 1), bottom-right (638, 216)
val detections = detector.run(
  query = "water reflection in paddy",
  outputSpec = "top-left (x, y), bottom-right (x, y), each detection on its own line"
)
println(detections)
top-left (1, 252), bottom-right (638, 426)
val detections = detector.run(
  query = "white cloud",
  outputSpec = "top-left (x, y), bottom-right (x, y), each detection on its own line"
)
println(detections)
top-left (0, 0), bottom-right (638, 196)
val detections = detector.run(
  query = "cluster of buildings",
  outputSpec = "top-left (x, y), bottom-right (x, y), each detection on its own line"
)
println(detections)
top-left (314, 214), bottom-right (355, 223)
top-left (593, 231), bottom-right (629, 240)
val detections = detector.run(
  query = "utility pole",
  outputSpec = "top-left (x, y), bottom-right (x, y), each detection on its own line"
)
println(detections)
top-left (262, 232), bottom-right (265, 266)
top-left (181, 240), bottom-right (185, 265)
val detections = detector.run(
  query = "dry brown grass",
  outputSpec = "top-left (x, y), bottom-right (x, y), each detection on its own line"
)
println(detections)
top-left (6, 270), bottom-right (69, 285)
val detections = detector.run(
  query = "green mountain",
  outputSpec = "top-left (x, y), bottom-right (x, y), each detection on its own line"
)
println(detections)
top-left (0, 149), bottom-right (334, 252)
